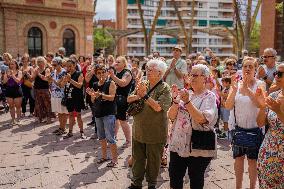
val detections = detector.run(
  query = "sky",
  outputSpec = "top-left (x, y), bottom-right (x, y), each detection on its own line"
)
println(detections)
top-left (96, 0), bottom-right (116, 20)
top-left (95, 0), bottom-right (261, 22)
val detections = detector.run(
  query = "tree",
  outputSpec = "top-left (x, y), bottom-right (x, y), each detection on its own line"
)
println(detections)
top-left (93, 28), bottom-right (115, 55)
top-left (137, 0), bottom-right (164, 56)
top-left (234, 0), bottom-right (262, 52)
top-left (248, 22), bottom-right (260, 55)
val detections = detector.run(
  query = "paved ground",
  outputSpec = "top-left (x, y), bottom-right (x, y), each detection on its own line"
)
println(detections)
top-left (0, 109), bottom-right (259, 189)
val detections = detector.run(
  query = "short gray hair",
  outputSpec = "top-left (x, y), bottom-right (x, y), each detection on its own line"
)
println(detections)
top-left (264, 48), bottom-right (277, 56)
top-left (191, 64), bottom-right (210, 77)
top-left (146, 58), bottom-right (167, 77)
top-left (58, 47), bottom-right (66, 53)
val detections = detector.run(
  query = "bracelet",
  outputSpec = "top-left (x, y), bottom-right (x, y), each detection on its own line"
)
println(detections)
top-left (263, 75), bottom-right (268, 80)
top-left (172, 100), bottom-right (179, 104)
top-left (143, 94), bottom-right (150, 100)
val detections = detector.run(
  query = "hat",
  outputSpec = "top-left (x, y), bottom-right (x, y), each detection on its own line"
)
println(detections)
top-left (173, 45), bottom-right (182, 52)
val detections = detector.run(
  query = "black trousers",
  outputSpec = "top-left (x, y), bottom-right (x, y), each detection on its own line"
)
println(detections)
top-left (169, 151), bottom-right (212, 189)
top-left (21, 85), bottom-right (35, 114)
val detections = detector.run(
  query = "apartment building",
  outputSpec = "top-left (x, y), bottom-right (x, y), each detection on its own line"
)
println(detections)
top-left (116, 0), bottom-right (234, 58)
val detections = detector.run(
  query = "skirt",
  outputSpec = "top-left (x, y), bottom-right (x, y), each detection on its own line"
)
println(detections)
top-left (34, 89), bottom-right (52, 120)
top-left (51, 97), bottom-right (68, 114)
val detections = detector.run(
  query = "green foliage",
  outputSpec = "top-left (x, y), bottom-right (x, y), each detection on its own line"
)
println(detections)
top-left (93, 28), bottom-right (114, 49)
top-left (276, 2), bottom-right (283, 14)
top-left (248, 22), bottom-right (260, 54)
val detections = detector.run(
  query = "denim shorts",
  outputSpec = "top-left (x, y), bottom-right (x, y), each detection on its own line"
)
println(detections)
top-left (95, 115), bottom-right (116, 144)
top-left (220, 107), bottom-right (230, 122)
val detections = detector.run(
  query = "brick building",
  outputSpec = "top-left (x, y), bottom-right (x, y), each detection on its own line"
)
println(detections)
top-left (0, 0), bottom-right (94, 58)
top-left (260, 0), bottom-right (283, 58)
top-left (96, 19), bottom-right (116, 29)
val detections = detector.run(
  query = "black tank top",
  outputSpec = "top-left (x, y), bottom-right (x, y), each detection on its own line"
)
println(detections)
top-left (34, 70), bottom-right (49, 89)
top-left (93, 80), bottom-right (116, 117)
top-left (65, 71), bottom-right (83, 99)
top-left (115, 69), bottom-right (133, 96)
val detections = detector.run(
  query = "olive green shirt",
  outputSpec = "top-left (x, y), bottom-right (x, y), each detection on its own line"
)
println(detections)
top-left (132, 82), bottom-right (172, 144)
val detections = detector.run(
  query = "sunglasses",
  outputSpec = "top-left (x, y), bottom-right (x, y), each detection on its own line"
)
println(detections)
top-left (273, 71), bottom-right (284, 78)
top-left (190, 74), bottom-right (205, 78)
top-left (226, 62), bottom-right (234, 66)
top-left (263, 56), bottom-right (274, 59)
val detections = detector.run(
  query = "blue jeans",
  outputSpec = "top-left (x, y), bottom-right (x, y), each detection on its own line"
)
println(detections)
top-left (95, 115), bottom-right (116, 144)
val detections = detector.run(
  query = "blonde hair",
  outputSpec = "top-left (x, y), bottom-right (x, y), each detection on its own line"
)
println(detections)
top-left (117, 56), bottom-right (128, 69)
top-left (36, 56), bottom-right (47, 65)
top-left (3, 52), bottom-right (12, 61)
top-left (242, 56), bottom-right (257, 67)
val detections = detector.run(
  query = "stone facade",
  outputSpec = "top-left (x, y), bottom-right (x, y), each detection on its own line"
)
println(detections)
top-left (0, 0), bottom-right (94, 57)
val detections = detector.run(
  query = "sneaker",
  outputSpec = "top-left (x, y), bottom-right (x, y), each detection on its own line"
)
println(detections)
top-left (52, 129), bottom-right (61, 134)
top-left (87, 121), bottom-right (95, 126)
top-left (56, 129), bottom-right (67, 136)
top-left (63, 132), bottom-right (73, 139)
top-left (80, 132), bottom-right (87, 139)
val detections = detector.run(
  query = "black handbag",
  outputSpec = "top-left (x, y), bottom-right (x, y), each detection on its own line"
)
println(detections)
top-left (231, 107), bottom-right (264, 148)
top-left (191, 129), bottom-right (216, 150)
top-left (189, 97), bottom-right (216, 152)
top-left (127, 80), bottom-right (162, 116)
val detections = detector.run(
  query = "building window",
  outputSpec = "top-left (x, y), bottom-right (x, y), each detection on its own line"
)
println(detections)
top-left (28, 27), bottom-right (43, 57)
top-left (63, 29), bottom-right (75, 56)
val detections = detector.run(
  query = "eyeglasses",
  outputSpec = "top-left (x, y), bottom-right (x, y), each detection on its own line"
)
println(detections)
top-left (263, 56), bottom-right (274, 59)
top-left (146, 68), bottom-right (157, 72)
top-left (190, 74), bottom-right (205, 78)
top-left (273, 71), bottom-right (284, 78)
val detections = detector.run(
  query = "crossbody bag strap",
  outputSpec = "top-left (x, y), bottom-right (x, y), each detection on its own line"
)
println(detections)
top-left (147, 80), bottom-right (163, 96)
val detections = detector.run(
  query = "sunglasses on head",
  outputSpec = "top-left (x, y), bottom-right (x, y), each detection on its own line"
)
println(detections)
top-left (273, 71), bottom-right (284, 78)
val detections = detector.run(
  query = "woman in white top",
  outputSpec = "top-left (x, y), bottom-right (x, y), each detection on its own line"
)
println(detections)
top-left (225, 57), bottom-right (264, 189)
top-left (168, 64), bottom-right (218, 189)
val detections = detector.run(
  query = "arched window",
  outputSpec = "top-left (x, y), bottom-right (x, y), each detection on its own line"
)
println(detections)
top-left (63, 29), bottom-right (75, 56)
top-left (28, 27), bottom-right (43, 57)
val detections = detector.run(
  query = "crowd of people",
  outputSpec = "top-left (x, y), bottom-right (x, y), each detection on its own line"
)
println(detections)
top-left (0, 46), bottom-right (283, 189)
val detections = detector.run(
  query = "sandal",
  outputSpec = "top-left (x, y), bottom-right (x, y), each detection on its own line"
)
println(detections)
top-left (161, 155), bottom-right (167, 167)
top-left (106, 161), bottom-right (118, 168)
top-left (97, 158), bottom-right (109, 164)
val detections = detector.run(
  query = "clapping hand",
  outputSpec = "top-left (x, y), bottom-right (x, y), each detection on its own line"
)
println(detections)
top-left (136, 82), bottom-right (147, 98)
top-left (108, 69), bottom-right (115, 78)
top-left (255, 87), bottom-right (267, 109)
top-left (179, 88), bottom-right (190, 104)
top-left (266, 96), bottom-right (281, 113)
top-left (171, 84), bottom-right (179, 99)
top-left (170, 58), bottom-right (177, 69)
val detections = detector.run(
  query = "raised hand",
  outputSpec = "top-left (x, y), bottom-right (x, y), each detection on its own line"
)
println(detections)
top-left (179, 88), bottom-right (190, 103)
top-left (171, 84), bottom-right (179, 99)
top-left (266, 96), bottom-right (281, 113)
top-left (255, 87), bottom-right (267, 109)
top-left (136, 82), bottom-right (147, 98)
